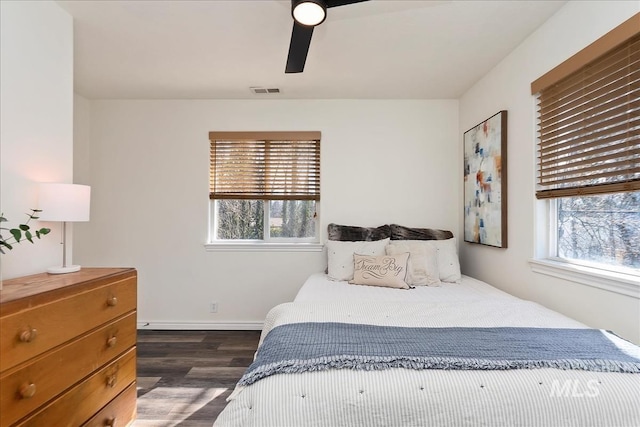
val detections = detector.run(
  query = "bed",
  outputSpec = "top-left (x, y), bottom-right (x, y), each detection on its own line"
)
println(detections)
top-left (214, 224), bottom-right (640, 427)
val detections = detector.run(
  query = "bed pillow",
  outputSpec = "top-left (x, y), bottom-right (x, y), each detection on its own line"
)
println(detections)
top-left (327, 223), bottom-right (391, 241)
top-left (349, 253), bottom-right (410, 289)
top-left (326, 238), bottom-right (390, 281)
top-left (385, 242), bottom-right (440, 286)
top-left (401, 238), bottom-right (461, 283)
top-left (425, 238), bottom-right (461, 283)
top-left (390, 224), bottom-right (454, 241)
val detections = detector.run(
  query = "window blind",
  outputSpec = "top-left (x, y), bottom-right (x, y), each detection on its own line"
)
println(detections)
top-left (533, 20), bottom-right (640, 200)
top-left (209, 132), bottom-right (320, 201)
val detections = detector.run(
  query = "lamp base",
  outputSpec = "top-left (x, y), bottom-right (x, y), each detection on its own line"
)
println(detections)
top-left (47, 265), bottom-right (81, 274)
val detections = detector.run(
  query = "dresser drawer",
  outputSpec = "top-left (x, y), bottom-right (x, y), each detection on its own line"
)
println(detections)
top-left (0, 275), bottom-right (136, 373)
top-left (83, 383), bottom-right (137, 427)
top-left (16, 347), bottom-right (136, 427)
top-left (0, 312), bottom-right (136, 426)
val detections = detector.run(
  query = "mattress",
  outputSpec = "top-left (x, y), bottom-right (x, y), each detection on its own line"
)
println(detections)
top-left (214, 275), bottom-right (640, 427)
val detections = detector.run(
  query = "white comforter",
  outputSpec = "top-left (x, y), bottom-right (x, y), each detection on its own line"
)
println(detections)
top-left (294, 273), bottom-right (515, 304)
top-left (214, 279), bottom-right (640, 427)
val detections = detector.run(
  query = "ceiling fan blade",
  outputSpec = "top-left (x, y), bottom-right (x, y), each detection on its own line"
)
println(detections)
top-left (326, 0), bottom-right (368, 8)
top-left (285, 22), bottom-right (314, 73)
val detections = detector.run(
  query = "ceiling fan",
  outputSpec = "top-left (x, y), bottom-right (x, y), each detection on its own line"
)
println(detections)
top-left (286, 0), bottom-right (369, 73)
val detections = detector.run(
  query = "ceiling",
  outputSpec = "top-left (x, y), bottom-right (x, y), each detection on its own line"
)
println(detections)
top-left (57, 0), bottom-right (567, 100)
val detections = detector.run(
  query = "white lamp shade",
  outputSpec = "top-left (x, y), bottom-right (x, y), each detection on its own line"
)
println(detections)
top-left (38, 183), bottom-right (91, 222)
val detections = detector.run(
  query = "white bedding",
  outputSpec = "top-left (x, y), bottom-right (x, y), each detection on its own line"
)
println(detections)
top-left (294, 273), bottom-right (516, 304)
top-left (215, 274), bottom-right (640, 427)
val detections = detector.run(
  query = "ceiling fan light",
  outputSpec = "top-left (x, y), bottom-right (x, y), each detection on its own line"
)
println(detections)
top-left (292, 0), bottom-right (327, 27)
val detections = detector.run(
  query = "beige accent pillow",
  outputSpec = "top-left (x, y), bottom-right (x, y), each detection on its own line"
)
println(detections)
top-left (386, 242), bottom-right (441, 286)
top-left (401, 239), bottom-right (462, 283)
top-left (349, 253), bottom-right (410, 289)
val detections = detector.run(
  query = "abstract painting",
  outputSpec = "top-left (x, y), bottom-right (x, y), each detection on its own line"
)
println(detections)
top-left (463, 111), bottom-right (507, 248)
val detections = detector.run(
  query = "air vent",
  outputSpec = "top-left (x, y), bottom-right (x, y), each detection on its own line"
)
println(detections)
top-left (250, 87), bottom-right (280, 94)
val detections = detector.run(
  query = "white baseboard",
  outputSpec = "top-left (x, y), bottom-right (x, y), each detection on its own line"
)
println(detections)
top-left (137, 320), bottom-right (263, 330)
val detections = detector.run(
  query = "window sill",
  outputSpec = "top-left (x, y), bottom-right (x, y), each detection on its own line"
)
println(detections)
top-left (205, 242), bottom-right (324, 252)
top-left (529, 258), bottom-right (640, 299)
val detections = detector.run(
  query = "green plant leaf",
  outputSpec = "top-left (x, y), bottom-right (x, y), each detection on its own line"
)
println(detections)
top-left (35, 228), bottom-right (49, 238)
top-left (0, 213), bottom-right (51, 251)
top-left (10, 228), bottom-right (21, 242)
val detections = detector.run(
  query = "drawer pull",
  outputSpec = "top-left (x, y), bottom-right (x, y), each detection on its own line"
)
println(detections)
top-left (106, 374), bottom-right (117, 388)
top-left (19, 382), bottom-right (36, 399)
top-left (18, 327), bottom-right (37, 343)
top-left (104, 417), bottom-right (117, 427)
top-left (107, 336), bottom-right (118, 347)
top-left (107, 296), bottom-right (118, 307)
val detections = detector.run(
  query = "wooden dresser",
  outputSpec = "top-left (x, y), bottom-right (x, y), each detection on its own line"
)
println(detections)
top-left (0, 268), bottom-right (137, 427)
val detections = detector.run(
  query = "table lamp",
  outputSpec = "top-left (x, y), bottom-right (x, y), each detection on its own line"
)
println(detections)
top-left (38, 183), bottom-right (91, 274)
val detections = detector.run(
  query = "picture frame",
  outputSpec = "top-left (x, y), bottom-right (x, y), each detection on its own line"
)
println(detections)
top-left (463, 110), bottom-right (507, 248)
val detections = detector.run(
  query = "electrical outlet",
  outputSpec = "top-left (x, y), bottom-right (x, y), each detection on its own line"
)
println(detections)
top-left (210, 302), bottom-right (218, 313)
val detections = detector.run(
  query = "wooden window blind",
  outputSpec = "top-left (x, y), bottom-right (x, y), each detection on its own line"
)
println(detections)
top-left (209, 131), bottom-right (320, 201)
top-left (532, 14), bottom-right (640, 199)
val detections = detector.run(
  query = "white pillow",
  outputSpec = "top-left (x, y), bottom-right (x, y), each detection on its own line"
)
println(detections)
top-left (402, 238), bottom-right (461, 283)
top-left (426, 238), bottom-right (461, 283)
top-left (326, 238), bottom-right (390, 281)
top-left (385, 242), bottom-right (440, 286)
top-left (350, 253), bottom-right (410, 289)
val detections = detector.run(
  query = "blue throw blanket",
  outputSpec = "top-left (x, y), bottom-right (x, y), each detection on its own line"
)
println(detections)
top-left (238, 322), bottom-right (640, 386)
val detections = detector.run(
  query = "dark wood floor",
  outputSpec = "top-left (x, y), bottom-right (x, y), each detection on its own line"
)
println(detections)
top-left (132, 330), bottom-right (261, 427)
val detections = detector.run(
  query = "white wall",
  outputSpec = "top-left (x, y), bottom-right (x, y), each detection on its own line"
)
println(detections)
top-left (74, 100), bottom-right (459, 328)
top-left (0, 1), bottom-right (74, 280)
top-left (74, 94), bottom-right (92, 185)
top-left (459, 1), bottom-right (640, 343)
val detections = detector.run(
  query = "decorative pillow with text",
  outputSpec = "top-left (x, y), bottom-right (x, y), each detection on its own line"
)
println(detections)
top-left (349, 253), bottom-right (410, 289)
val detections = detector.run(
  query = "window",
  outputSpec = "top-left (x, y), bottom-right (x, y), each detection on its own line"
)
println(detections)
top-left (554, 192), bottom-right (639, 269)
top-left (531, 14), bottom-right (639, 275)
top-left (209, 131), bottom-right (320, 244)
